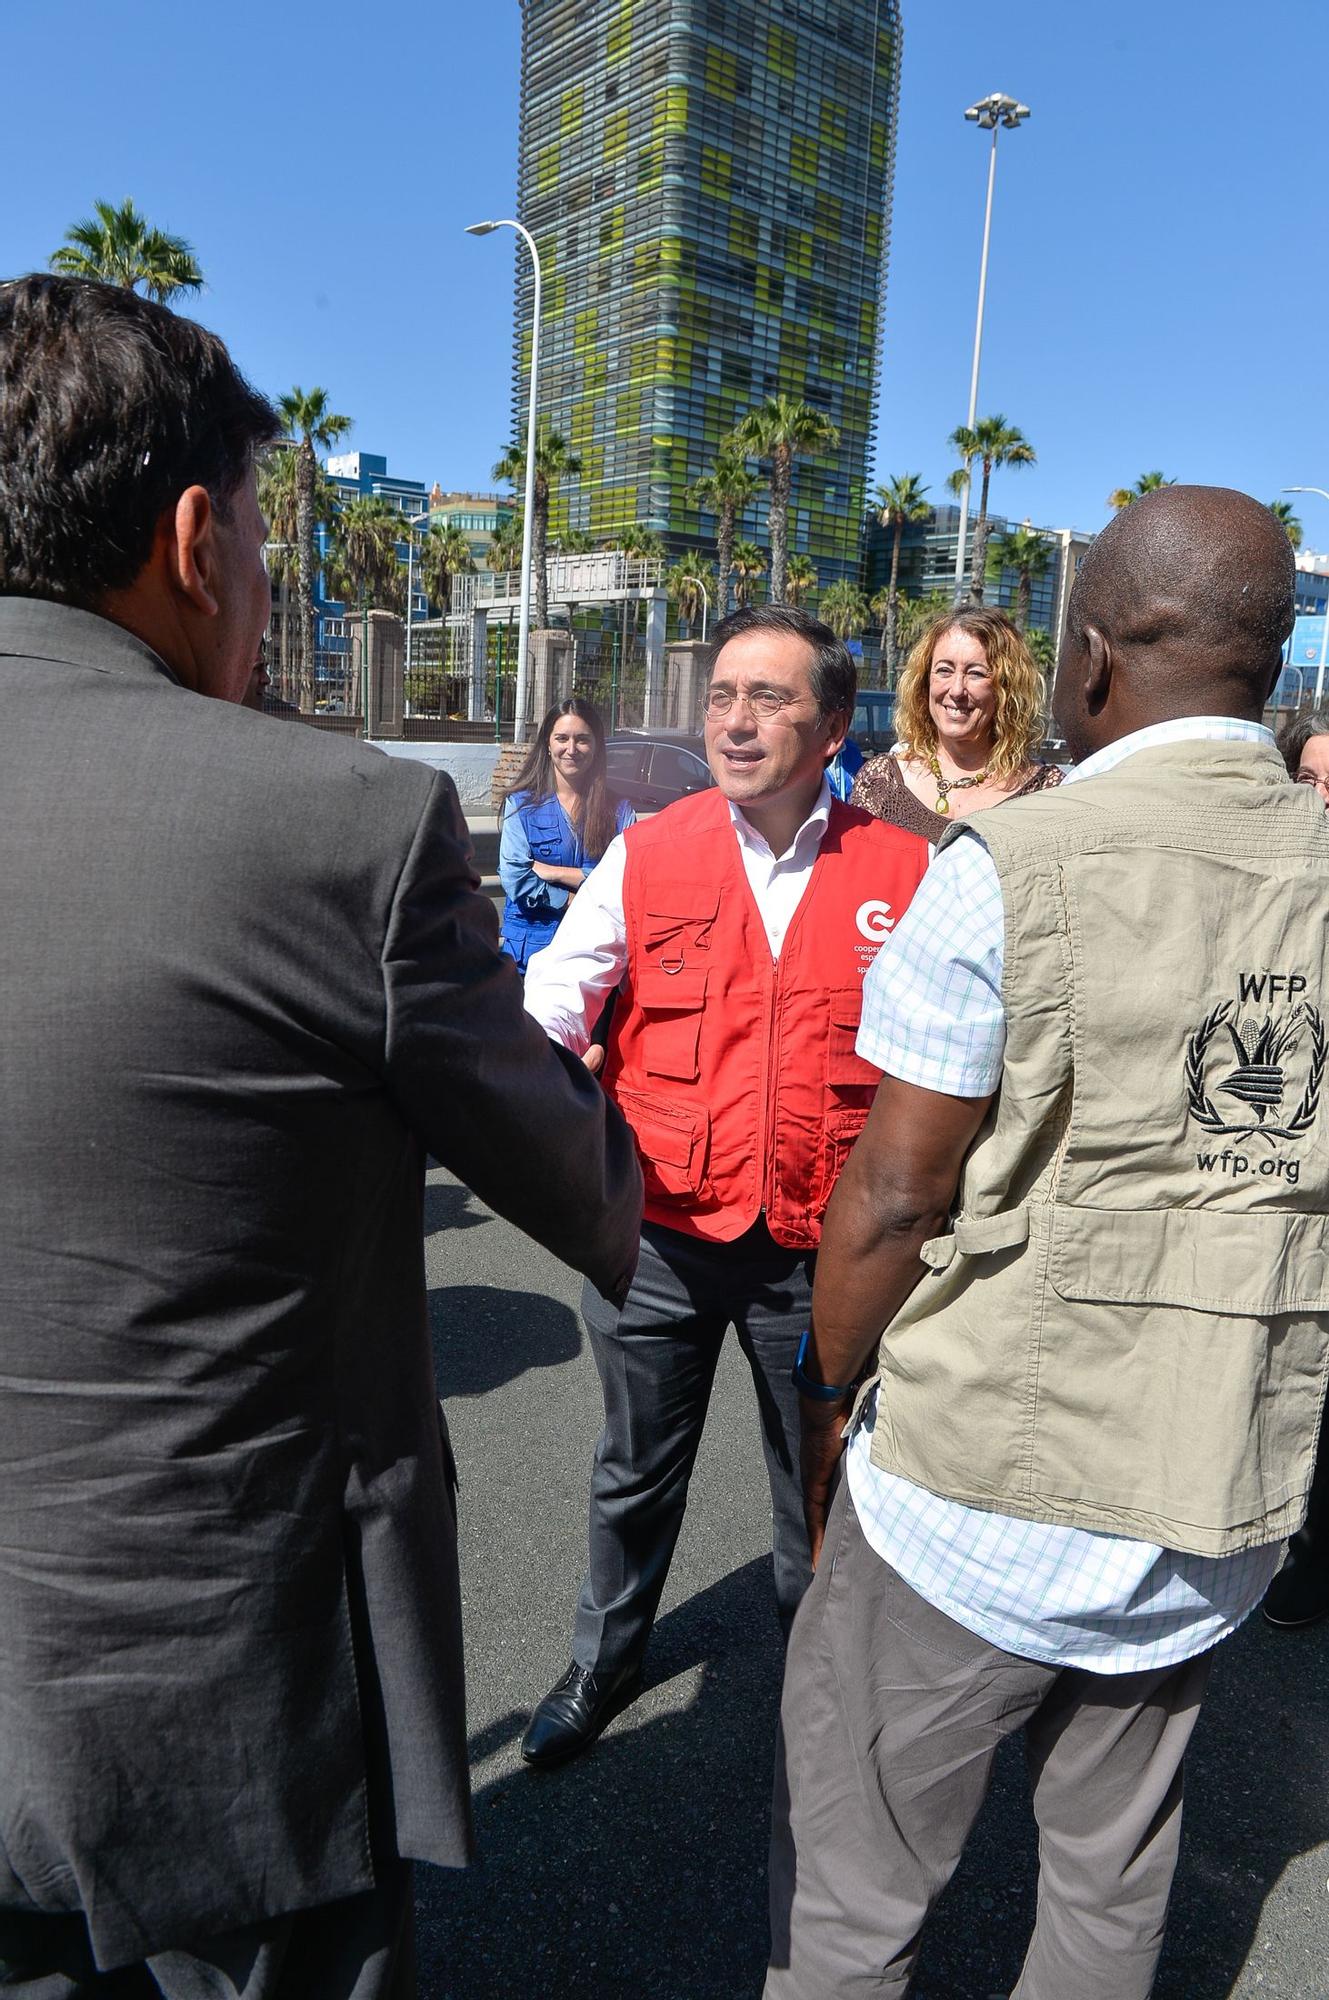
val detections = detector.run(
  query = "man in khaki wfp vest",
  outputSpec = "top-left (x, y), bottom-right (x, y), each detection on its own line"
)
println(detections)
top-left (765, 487), bottom-right (1329, 2000)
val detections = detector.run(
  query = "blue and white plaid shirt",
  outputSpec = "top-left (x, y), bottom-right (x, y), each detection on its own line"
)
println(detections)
top-left (848, 718), bottom-right (1283, 1671)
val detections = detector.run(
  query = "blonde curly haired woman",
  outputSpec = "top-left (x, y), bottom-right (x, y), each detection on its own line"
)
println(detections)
top-left (853, 606), bottom-right (1060, 842)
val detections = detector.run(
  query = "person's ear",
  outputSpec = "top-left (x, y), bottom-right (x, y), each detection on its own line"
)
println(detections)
top-left (164, 485), bottom-right (221, 619)
top-left (820, 705), bottom-right (851, 762)
top-left (1083, 625), bottom-right (1113, 715)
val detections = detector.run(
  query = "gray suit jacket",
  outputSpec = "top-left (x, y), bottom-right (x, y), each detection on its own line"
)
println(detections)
top-left (0, 598), bottom-right (642, 1969)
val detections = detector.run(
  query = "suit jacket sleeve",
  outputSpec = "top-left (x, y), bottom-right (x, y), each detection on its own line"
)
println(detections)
top-left (381, 772), bottom-right (642, 1304)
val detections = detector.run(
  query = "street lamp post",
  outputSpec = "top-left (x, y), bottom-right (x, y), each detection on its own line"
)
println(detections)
top-left (402, 506), bottom-right (432, 679)
top-left (696, 578), bottom-right (709, 644)
top-left (1283, 488), bottom-right (1329, 705)
top-left (467, 217), bottom-right (543, 744)
top-left (1283, 664), bottom-right (1306, 715)
top-left (953, 91), bottom-right (1031, 601)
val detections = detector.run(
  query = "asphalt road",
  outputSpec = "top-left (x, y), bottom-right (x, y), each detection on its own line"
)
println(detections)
top-left (415, 1166), bottom-right (1329, 2000)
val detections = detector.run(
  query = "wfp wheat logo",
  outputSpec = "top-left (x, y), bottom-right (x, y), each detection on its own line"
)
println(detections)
top-left (1187, 971), bottom-right (1322, 1183)
top-left (855, 900), bottom-right (896, 943)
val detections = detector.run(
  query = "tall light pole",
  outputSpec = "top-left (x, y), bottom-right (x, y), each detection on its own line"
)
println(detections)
top-left (696, 578), bottom-right (710, 644)
top-left (468, 217), bottom-right (543, 744)
top-left (402, 506), bottom-right (432, 681)
top-left (1283, 488), bottom-right (1328, 705)
top-left (953, 91), bottom-right (1031, 601)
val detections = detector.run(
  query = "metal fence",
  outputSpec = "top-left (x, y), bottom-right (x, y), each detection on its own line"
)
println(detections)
top-left (264, 606), bottom-right (654, 740)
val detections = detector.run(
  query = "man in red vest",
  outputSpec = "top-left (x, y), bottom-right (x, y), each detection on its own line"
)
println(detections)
top-left (521, 605), bottom-right (929, 1766)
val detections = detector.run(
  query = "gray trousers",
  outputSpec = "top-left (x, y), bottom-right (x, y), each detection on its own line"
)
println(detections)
top-left (575, 1217), bottom-right (815, 1673)
top-left (0, 1860), bottom-right (414, 2000)
top-left (766, 1479), bottom-right (1212, 2000)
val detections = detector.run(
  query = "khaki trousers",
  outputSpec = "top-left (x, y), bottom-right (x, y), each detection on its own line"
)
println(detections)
top-left (766, 1479), bottom-right (1212, 2000)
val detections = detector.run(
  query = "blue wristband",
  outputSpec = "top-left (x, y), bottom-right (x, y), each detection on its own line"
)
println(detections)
top-left (791, 1329), bottom-right (853, 1402)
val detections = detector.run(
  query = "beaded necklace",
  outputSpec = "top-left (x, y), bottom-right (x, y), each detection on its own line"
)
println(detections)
top-left (926, 750), bottom-right (990, 816)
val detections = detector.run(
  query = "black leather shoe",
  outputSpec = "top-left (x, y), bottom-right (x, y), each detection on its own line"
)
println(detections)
top-left (520, 1660), bottom-right (643, 1770)
top-left (1262, 1536), bottom-right (1329, 1630)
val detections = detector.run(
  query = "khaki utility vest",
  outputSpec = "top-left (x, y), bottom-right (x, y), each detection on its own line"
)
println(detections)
top-left (867, 739), bottom-right (1329, 1555)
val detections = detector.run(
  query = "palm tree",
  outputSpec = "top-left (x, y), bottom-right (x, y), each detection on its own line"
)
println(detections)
top-left (277, 389), bottom-right (352, 712)
top-left (785, 554), bottom-right (817, 607)
top-left (690, 451), bottom-right (761, 617)
top-left (667, 554), bottom-right (716, 639)
top-left (1107, 471), bottom-right (1174, 511)
top-left (256, 447), bottom-right (301, 587)
top-left (820, 578), bottom-right (869, 643)
top-left (50, 197), bottom-right (203, 302)
top-left (492, 427), bottom-right (583, 630)
top-left (729, 394), bottom-right (840, 605)
top-left (1270, 500), bottom-right (1304, 552)
top-left (326, 497), bottom-right (403, 612)
top-left (257, 446), bottom-right (338, 681)
top-left (949, 416), bottom-right (1036, 604)
top-left (550, 528), bottom-right (595, 554)
top-left (1026, 627), bottom-right (1057, 678)
top-left (730, 541), bottom-right (767, 608)
top-left (609, 524), bottom-right (665, 695)
top-left (986, 523), bottom-right (1054, 631)
top-left (895, 589), bottom-right (954, 657)
top-left (874, 473), bottom-right (931, 684)
top-left (489, 513), bottom-right (524, 574)
top-left (616, 524), bottom-right (666, 560)
top-left (419, 522), bottom-right (476, 617)
top-left (869, 587), bottom-right (903, 688)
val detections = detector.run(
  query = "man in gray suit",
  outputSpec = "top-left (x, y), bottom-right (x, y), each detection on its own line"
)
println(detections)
top-left (0, 274), bottom-right (642, 1999)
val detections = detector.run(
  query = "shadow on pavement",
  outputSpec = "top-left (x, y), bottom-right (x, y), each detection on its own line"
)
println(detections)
top-left (417, 1556), bottom-right (786, 1999)
top-left (429, 1283), bottom-right (582, 1401)
top-left (1152, 1615), bottom-right (1329, 1998)
top-left (423, 1179), bottom-right (488, 1240)
top-left (418, 1584), bottom-right (1326, 2000)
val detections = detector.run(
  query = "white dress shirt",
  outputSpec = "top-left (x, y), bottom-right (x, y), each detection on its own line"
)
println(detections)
top-left (847, 718), bottom-right (1283, 1672)
top-left (524, 779), bottom-right (835, 1051)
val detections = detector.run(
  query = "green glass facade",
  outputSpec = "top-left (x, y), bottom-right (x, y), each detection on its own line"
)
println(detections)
top-left (515, 0), bottom-right (901, 588)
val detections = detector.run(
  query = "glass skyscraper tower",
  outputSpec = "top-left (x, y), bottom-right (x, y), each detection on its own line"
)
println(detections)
top-left (514, 0), bottom-right (901, 586)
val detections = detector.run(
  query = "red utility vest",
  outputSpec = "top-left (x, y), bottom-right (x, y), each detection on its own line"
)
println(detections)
top-left (603, 789), bottom-right (930, 1248)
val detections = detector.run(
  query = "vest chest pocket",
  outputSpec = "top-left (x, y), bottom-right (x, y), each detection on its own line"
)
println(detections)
top-left (826, 986), bottom-right (881, 1098)
top-left (635, 966), bottom-right (708, 1082)
top-left (614, 1086), bottom-right (712, 1203)
top-left (813, 1107), bottom-right (870, 1215)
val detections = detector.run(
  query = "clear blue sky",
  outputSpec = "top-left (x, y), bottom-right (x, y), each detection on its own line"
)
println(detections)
top-left (5, 0), bottom-right (1324, 540)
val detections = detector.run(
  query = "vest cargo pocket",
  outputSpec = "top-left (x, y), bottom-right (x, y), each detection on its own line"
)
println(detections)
top-left (614, 1086), bottom-right (712, 1202)
top-left (1046, 1202), bottom-right (1329, 1314)
top-left (634, 967), bottom-right (708, 1083)
top-left (813, 1106), bottom-right (869, 1215)
top-left (826, 986), bottom-right (881, 1098)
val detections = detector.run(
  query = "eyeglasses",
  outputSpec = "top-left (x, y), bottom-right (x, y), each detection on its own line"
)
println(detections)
top-left (702, 685), bottom-right (796, 720)
top-left (1295, 771), bottom-right (1329, 796)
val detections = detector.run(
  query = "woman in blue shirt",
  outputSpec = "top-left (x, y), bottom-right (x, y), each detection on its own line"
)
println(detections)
top-left (499, 697), bottom-right (635, 972)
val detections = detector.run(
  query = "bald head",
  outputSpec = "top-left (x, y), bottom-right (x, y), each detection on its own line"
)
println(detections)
top-left (1054, 486), bottom-right (1295, 761)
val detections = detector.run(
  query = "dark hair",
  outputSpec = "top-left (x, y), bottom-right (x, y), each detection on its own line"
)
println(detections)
top-left (0, 274), bottom-right (279, 609)
top-left (503, 697), bottom-right (619, 860)
top-left (706, 603), bottom-right (857, 718)
top-left (1278, 707), bottom-right (1329, 777)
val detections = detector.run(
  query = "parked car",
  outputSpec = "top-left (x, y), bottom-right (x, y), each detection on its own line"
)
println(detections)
top-left (850, 689), bottom-right (896, 755)
top-left (606, 731), bottom-right (715, 812)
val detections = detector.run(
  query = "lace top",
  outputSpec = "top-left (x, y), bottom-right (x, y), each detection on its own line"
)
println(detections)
top-left (852, 750), bottom-right (1063, 844)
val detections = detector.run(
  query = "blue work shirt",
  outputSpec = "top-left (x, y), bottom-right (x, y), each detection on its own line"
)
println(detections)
top-left (499, 789), bottom-right (635, 972)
